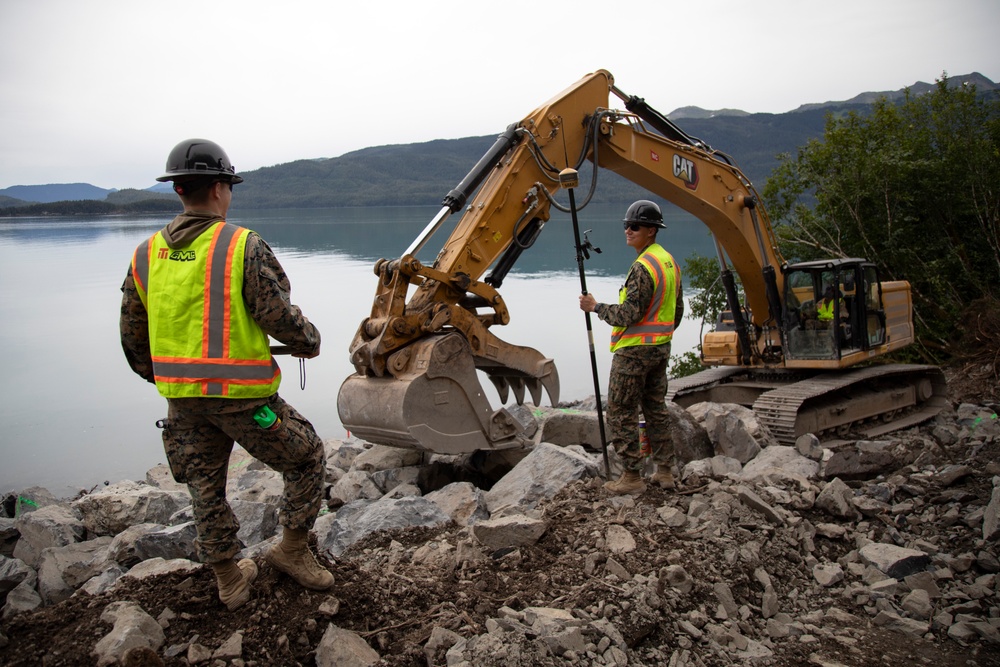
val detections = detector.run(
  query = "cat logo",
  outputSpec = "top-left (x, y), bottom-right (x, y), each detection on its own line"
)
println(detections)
top-left (168, 250), bottom-right (197, 262)
top-left (672, 154), bottom-right (699, 190)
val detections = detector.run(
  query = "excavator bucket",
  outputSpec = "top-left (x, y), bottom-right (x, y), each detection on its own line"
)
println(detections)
top-left (337, 332), bottom-right (559, 455)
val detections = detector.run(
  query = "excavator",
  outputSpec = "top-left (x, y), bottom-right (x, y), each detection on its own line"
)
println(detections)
top-left (336, 69), bottom-right (947, 453)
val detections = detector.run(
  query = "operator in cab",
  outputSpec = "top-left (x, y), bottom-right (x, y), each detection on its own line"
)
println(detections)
top-left (119, 139), bottom-right (334, 611)
top-left (804, 285), bottom-right (846, 330)
top-left (579, 200), bottom-right (683, 495)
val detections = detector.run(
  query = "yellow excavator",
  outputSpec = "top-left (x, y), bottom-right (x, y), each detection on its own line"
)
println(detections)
top-left (337, 69), bottom-right (946, 452)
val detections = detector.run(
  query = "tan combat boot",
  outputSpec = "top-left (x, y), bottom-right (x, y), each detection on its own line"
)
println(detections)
top-left (650, 465), bottom-right (675, 489)
top-left (603, 470), bottom-right (647, 495)
top-left (212, 558), bottom-right (258, 611)
top-left (265, 527), bottom-right (335, 590)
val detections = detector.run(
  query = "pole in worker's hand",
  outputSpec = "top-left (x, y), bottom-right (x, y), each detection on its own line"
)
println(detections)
top-left (559, 168), bottom-right (610, 479)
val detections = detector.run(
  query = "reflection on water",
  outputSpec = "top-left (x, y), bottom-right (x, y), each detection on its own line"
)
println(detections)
top-left (0, 204), bottom-right (716, 496)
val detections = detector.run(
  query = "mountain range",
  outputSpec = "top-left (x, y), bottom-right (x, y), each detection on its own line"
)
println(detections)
top-left (2, 72), bottom-right (996, 211)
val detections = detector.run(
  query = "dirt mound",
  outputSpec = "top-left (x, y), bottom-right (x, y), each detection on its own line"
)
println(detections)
top-left (2, 354), bottom-right (999, 666)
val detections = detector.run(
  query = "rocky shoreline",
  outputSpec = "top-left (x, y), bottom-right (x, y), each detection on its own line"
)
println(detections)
top-left (1, 395), bottom-right (999, 666)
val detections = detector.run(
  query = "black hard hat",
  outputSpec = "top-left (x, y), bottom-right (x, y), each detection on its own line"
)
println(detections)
top-left (623, 200), bottom-right (665, 228)
top-left (156, 138), bottom-right (244, 184)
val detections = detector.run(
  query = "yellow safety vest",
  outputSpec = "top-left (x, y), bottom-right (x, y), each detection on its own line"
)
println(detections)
top-left (817, 299), bottom-right (835, 322)
top-left (610, 243), bottom-right (680, 352)
top-left (130, 222), bottom-right (280, 398)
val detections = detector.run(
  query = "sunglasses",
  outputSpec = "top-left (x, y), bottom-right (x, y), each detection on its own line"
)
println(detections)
top-left (623, 222), bottom-right (646, 231)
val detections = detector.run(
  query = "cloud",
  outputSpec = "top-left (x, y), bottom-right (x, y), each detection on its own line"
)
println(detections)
top-left (1, 0), bottom-right (998, 189)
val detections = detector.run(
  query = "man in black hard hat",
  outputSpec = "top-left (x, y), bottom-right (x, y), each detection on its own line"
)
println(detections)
top-left (579, 200), bottom-right (683, 495)
top-left (120, 139), bottom-right (334, 610)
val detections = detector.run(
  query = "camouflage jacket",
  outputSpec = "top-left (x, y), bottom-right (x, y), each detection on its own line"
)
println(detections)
top-left (119, 212), bottom-right (321, 396)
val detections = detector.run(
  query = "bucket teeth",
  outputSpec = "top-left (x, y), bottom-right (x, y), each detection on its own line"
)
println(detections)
top-left (509, 377), bottom-right (526, 405)
top-left (527, 379), bottom-right (543, 406)
top-left (485, 373), bottom-right (555, 407)
top-left (489, 376), bottom-right (510, 404)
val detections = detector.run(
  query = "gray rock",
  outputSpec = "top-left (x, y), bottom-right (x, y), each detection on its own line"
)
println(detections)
top-left (2, 567), bottom-right (41, 619)
top-left (117, 557), bottom-right (201, 585)
top-left (231, 499), bottom-right (279, 547)
top-left (12, 504), bottom-right (86, 569)
top-left (425, 482), bottom-right (488, 526)
top-left (734, 486), bottom-right (785, 525)
top-left (605, 525), bottom-right (637, 554)
top-left (144, 463), bottom-right (186, 493)
top-left (0, 518), bottom-right (18, 558)
top-left (815, 478), bottom-right (858, 520)
top-left (740, 446), bottom-right (819, 482)
top-left (661, 564), bottom-right (693, 594)
top-left (795, 433), bottom-right (824, 461)
top-left (107, 523), bottom-right (166, 567)
top-left (315, 623), bottom-right (380, 667)
top-left (687, 402), bottom-right (772, 464)
top-left (0, 555), bottom-right (32, 601)
top-left (317, 496), bottom-right (449, 558)
top-left (471, 515), bottom-right (548, 550)
top-left (859, 543), bottom-right (931, 580)
top-left (325, 440), bottom-right (368, 473)
top-left (813, 562), bottom-right (845, 587)
top-left (77, 563), bottom-right (126, 597)
top-left (822, 440), bottom-right (896, 479)
top-left (228, 469), bottom-right (284, 505)
top-left (351, 444), bottom-right (425, 473)
top-left (92, 600), bottom-right (165, 667)
top-left (370, 466), bottom-right (425, 495)
top-left (901, 588), bottom-right (933, 620)
top-left (873, 609), bottom-right (929, 637)
top-left (484, 442), bottom-right (599, 512)
top-left (133, 522), bottom-right (198, 562)
top-left (37, 537), bottom-right (113, 604)
top-left (330, 470), bottom-right (383, 505)
top-left (534, 405), bottom-right (606, 450)
top-left (934, 464), bottom-right (974, 487)
top-left (72, 481), bottom-right (189, 537)
top-left (713, 582), bottom-right (738, 618)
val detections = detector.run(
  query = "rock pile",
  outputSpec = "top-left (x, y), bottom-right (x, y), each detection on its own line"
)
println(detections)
top-left (0, 397), bottom-right (998, 666)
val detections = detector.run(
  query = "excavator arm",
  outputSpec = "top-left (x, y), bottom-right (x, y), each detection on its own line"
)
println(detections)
top-left (338, 69), bottom-right (944, 453)
top-left (338, 71), bottom-right (613, 452)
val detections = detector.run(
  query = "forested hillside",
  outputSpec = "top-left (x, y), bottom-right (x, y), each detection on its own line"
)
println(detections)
top-left (2, 73), bottom-right (994, 215)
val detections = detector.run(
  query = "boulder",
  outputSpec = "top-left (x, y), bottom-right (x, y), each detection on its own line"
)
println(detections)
top-left (484, 442), bottom-right (599, 512)
top-left (12, 504), bottom-right (86, 569)
top-left (72, 481), bottom-right (190, 537)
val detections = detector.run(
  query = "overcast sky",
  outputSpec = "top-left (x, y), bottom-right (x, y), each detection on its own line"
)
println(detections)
top-left (2, 0), bottom-right (998, 191)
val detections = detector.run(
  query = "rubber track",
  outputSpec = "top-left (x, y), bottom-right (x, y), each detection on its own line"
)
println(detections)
top-left (668, 364), bottom-right (948, 446)
top-left (751, 364), bottom-right (947, 445)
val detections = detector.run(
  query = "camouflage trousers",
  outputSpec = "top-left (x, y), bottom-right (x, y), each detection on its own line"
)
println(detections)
top-left (606, 343), bottom-right (675, 473)
top-left (160, 393), bottom-right (326, 564)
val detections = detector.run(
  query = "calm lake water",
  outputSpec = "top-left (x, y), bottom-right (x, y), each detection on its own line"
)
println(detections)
top-left (0, 203), bottom-right (716, 497)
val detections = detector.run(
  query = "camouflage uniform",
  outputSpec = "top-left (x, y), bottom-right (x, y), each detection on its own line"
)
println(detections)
top-left (594, 259), bottom-right (682, 474)
top-left (120, 212), bottom-right (325, 564)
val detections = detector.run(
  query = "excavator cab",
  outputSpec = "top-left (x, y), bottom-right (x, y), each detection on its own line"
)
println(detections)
top-left (782, 259), bottom-right (887, 362)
